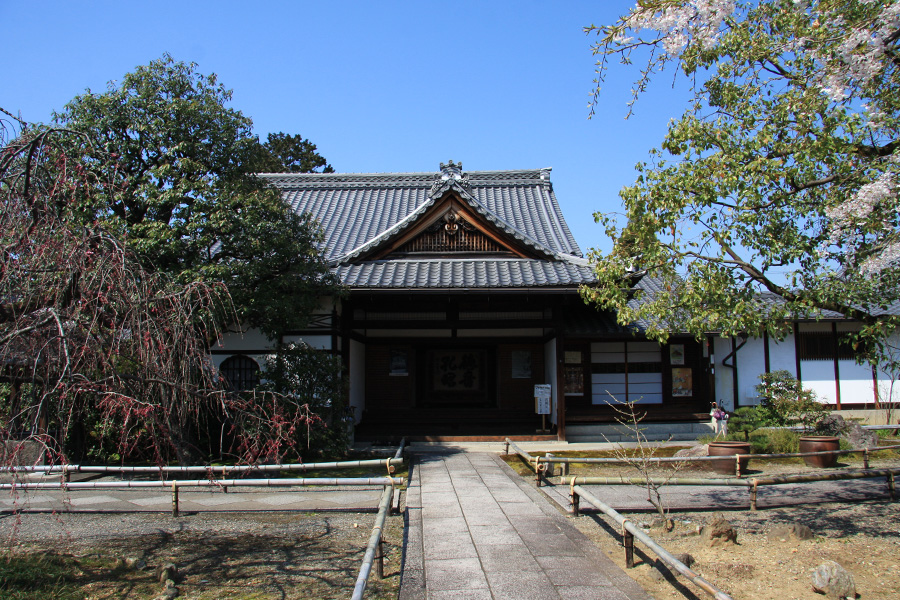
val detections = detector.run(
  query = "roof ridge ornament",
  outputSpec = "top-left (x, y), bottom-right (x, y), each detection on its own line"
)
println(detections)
top-left (431, 160), bottom-right (470, 195)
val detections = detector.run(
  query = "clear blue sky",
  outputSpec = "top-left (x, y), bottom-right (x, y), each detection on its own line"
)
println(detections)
top-left (3, 1), bottom-right (691, 256)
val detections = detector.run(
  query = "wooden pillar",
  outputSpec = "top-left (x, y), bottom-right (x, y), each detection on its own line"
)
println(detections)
top-left (556, 334), bottom-right (566, 441)
top-left (832, 322), bottom-right (841, 409)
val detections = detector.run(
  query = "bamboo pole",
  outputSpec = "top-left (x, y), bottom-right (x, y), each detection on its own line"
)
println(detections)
top-left (351, 485), bottom-right (394, 600)
top-left (0, 458), bottom-right (406, 475)
top-left (564, 469), bottom-right (900, 510)
top-left (573, 485), bottom-right (733, 600)
top-left (562, 469), bottom-right (900, 488)
top-left (540, 444), bottom-right (900, 466)
top-left (0, 477), bottom-right (404, 491)
top-left (563, 476), bottom-right (752, 487)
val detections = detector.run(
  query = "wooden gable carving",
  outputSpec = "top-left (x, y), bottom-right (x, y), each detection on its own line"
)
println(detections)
top-left (395, 212), bottom-right (505, 254)
top-left (365, 194), bottom-right (541, 261)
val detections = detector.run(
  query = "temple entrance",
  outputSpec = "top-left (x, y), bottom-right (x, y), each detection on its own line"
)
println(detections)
top-left (421, 348), bottom-right (494, 408)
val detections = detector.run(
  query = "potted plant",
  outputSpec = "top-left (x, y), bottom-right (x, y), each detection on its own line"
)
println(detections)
top-left (756, 371), bottom-right (837, 467)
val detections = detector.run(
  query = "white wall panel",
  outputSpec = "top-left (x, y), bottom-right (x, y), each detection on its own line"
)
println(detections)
top-left (801, 360), bottom-right (838, 404)
top-left (281, 335), bottom-right (331, 350)
top-left (838, 360), bottom-right (875, 405)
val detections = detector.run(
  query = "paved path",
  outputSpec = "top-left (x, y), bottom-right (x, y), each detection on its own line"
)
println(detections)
top-left (400, 451), bottom-right (653, 600)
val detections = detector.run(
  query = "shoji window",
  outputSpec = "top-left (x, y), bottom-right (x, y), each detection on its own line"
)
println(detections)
top-left (591, 342), bottom-right (663, 405)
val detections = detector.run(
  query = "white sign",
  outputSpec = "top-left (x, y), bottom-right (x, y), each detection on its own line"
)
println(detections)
top-left (534, 384), bottom-right (551, 414)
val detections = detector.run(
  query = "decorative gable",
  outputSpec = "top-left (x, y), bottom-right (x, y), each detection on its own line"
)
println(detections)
top-left (364, 192), bottom-right (539, 260)
top-left (393, 210), bottom-right (506, 254)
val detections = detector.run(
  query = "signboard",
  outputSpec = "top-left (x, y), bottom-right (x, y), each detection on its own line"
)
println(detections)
top-left (534, 384), bottom-right (552, 414)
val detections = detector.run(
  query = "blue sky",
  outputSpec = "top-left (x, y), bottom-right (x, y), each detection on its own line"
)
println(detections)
top-left (3, 1), bottom-right (692, 256)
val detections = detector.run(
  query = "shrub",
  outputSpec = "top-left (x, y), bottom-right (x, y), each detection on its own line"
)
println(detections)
top-left (728, 406), bottom-right (765, 441)
top-left (755, 370), bottom-right (829, 432)
top-left (748, 429), bottom-right (800, 454)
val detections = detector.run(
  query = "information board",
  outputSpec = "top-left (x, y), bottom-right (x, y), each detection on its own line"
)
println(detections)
top-left (534, 384), bottom-right (551, 414)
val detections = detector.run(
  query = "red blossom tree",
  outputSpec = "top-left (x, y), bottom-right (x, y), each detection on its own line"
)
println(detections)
top-left (0, 109), bottom-right (329, 466)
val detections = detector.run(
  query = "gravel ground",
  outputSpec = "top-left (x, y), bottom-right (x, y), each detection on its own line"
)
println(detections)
top-left (543, 449), bottom-right (900, 600)
top-left (1, 509), bottom-right (404, 599)
top-left (572, 501), bottom-right (900, 600)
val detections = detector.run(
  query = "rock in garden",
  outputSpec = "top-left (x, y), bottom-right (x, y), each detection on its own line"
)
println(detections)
top-left (157, 563), bottom-right (178, 584)
top-left (704, 513), bottom-right (737, 547)
top-left (674, 552), bottom-right (695, 568)
top-left (650, 558), bottom-right (671, 581)
top-left (811, 560), bottom-right (856, 599)
top-left (154, 584), bottom-right (179, 600)
top-left (768, 523), bottom-right (814, 542)
top-left (674, 445), bottom-right (708, 458)
top-left (845, 422), bottom-right (878, 449)
top-left (125, 557), bottom-right (147, 570)
top-left (816, 414), bottom-right (878, 449)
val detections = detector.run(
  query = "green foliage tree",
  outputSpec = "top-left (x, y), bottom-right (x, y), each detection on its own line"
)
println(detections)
top-left (583, 1), bottom-right (900, 368)
top-left (251, 343), bottom-right (349, 461)
top-left (51, 54), bottom-right (340, 339)
top-left (257, 132), bottom-right (334, 174)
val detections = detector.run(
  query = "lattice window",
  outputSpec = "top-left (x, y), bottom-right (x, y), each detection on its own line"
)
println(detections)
top-left (395, 213), bottom-right (506, 254)
top-left (220, 355), bottom-right (260, 391)
top-left (797, 331), bottom-right (856, 361)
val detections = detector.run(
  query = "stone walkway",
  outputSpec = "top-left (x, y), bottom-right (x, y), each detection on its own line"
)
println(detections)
top-left (400, 451), bottom-right (653, 600)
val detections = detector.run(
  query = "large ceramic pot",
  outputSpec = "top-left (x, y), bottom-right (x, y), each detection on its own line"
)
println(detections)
top-left (707, 441), bottom-right (751, 475)
top-left (798, 436), bottom-right (840, 468)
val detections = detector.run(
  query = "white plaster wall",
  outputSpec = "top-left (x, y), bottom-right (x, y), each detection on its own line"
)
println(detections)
top-left (281, 335), bottom-right (332, 350)
top-left (349, 339), bottom-right (365, 425)
top-left (209, 353), bottom-right (270, 370)
top-left (768, 336), bottom-right (798, 379)
top-left (214, 328), bottom-right (272, 353)
top-left (801, 360), bottom-right (838, 403)
top-left (875, 332), bottom-right (900, 403)
top-left (713, 326), bottom-right (900, 409)
top-left (838, 360), bottom-right (876, 404)
top-left (715, 335), bottom-right (795, 410)
top-left (734, 337), bottom-right (765, 409)
top-left (713, 336), bottom-right (735, 410)
top-left (544, 338), bottom-right (558, 425)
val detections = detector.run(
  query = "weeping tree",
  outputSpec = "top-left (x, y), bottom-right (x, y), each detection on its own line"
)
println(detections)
top-left (0, 111), bottom-right (332, 466)
top-left (584, 0), bottom-right (900, 373)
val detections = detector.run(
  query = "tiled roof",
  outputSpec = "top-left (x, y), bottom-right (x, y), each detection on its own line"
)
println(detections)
top-left (261, 166), bottom-right (582, 264)
top-left (335, 258), bottom-right (596, 289)
top-left (261, 163), bottom-right (592, 290)
top-left (756, 293), bottom-right (900, 319)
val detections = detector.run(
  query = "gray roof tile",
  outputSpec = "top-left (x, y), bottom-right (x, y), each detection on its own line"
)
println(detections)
top-left (261, 167), bottom-right (582, 264)
top-left (335, 258), bottom-right (596, 289)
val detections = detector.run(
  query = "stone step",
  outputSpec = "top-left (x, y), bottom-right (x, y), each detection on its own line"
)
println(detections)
top-left (565, 421), bottom-right (716, 443)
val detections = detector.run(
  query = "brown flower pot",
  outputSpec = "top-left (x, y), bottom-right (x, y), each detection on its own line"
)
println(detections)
top-left (798, 436), bottom-right (840, 468)
top-left (707, 441), bottom-right (751, 475)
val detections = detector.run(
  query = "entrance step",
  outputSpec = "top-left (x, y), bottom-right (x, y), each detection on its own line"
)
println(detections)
top-left (565, 421), bottom-right (716, 443)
